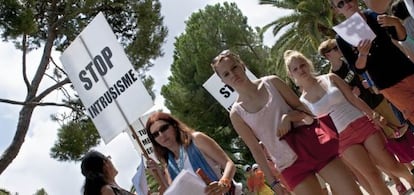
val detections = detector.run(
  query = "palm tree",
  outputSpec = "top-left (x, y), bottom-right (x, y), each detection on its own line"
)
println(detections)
top-left (259, 0), bottom-right (338, 78)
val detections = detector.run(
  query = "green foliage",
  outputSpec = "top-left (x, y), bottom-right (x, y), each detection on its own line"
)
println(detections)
top-left (50, 119), bottom-right (100, 161)
top-left (162, 2), bottom-right (272, 174)
top-left (124, 0), bottom-right (168, 71)
top-left (146, 170), bottom-right (161, 193)
top-left (142, 75), bottom-right (156, 100)
top-left (33, 188), bottom-right (48, 195)
top-left (0, 188), bottom-right (10, 195)
top-left (0, 1), bottom-right (167, 167)
top-left (0, 0), bottom-right (37, 38)
top-left (0, 0), bottom-right (167, 85)
top-left (260, 0), bottom-right (338, 81)
top-left (49, 99), bottom-right (101, 161)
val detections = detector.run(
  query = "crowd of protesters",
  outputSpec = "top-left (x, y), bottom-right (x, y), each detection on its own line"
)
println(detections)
top-left (80, 0), bottom-right (414, 194)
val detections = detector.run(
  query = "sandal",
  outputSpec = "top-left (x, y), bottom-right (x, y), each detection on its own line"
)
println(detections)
top-left (385, 123), bottom-right (409, 139)
top-left (396, 183), bottom-right (408, 195)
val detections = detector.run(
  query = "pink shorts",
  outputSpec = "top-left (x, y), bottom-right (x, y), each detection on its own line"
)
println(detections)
top-left (339, 116), bottom-right (379, 154)
top-left (386, 132), bottom-right (414, 163)
top-left (281, 117), bottom-right (339, 190)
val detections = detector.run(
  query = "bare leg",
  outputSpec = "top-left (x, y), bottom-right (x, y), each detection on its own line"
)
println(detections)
top-left (388, 172), bottom-right (407, 194)
top-left (293, 174), bottom-right (324, 195)
top-left (342, 144), bottom-right (392, 195)
top-left (405, 163), bottom-right (414, 174)
top-left (316, 173), bottom-right (329, 195)
top-left (318, 158), bottom-right (362, 195)
top-left (365, 132), bottom-right (414, 188)
top-left (341, 157), bottom-right (373, 194)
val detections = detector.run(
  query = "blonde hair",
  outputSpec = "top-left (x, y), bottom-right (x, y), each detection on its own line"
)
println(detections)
top-left (283, 50), bottom-right (315, 75)
top-left (210, 50), bottom-right (245, 77)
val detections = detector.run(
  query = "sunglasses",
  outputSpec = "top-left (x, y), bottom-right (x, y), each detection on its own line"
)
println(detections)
top-left (336, 0), bottom-right (352, 9)
top-left (151, 123), bottom-right (171, 138)
top-left (323, 46), bottom-right (338, 55)
top-left (211, 49), bottom-right (232, 66)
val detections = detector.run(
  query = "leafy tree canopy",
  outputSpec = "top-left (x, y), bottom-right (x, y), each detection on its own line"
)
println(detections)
top-left (33, 188), bottom-right (48, 195)
top-left (161, 3), bottom-right (276, 180)
top-left (0, 0), bottom-right (167, 173)
top-left (0, 188), bottom-right (10, 195)
top-left (260, 0), bottom-right (337, 78)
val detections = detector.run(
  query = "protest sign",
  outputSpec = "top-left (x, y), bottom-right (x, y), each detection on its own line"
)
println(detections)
top-left (60, 12), bottom-right (153, 143)
top-left (203, 69), bottom-right (257, 111)
top-left (126, 111), bottom-right (158, 161)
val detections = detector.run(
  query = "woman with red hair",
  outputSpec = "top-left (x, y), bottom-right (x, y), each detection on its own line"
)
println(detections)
top-left (145, 111), bottom-right (238, 195)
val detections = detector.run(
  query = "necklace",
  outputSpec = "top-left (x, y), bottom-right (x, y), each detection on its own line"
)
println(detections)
top-left (169, 145), bottom-right (186, 175)
top-left (177, 145), bottom-right (185, 171)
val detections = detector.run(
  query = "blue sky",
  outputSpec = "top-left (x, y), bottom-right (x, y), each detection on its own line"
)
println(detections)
top-left (0, 1), bottom-right (289, 194)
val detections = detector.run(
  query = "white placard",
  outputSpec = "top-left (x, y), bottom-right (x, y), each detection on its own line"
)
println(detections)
top-left (126, 110), bottom-right (158, 162)
top-left (203, 69), bottom-right (257, 111)
top-left (164, 170), bottom-right (206, 195)
top-left (60, 12), bottom-right (153, 143)
top-left (333, 12), bottom-right (376, 47)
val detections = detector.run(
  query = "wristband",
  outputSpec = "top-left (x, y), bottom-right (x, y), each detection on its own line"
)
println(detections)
top-left (372, 112), bottom-right (380, 120)
top-left (271, 179), bottom-right (280, 188)
top-left (358, 53), bottom-right (368, 57)
top-left (219, 178), bottom-right (231, 189)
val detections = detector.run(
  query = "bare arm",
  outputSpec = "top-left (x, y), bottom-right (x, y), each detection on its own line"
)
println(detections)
top-left (377, 15), bottom-right (407, 41)
top-left (270, 76), bottom-right (306, 113)
top-left (229, 111), bottom-right (277, 186)
top-left (270, 75), bottom-right (314, 124)
top-left (355, 40), bottom-right (371, 69)
top-left (329, 73), bottom-right (375, 118)
top-left (192, 132), bottom-right (236, 182)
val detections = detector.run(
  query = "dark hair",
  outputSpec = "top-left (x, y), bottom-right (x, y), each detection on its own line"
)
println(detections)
top-left (318, 39), bottom-right (337, 57)
top-left (81, 150), bottom-right (107, 195)
top-left (145, 112), bottom-right (193, 164)
top-left (392, 0), bottom-right (410, 20)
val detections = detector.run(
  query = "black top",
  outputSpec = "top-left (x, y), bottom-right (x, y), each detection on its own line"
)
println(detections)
top-left (110, 185), bottom-right (135, 195)
top-left (332, 61), bottom-right (383, 108)
top-left (336, 10), bottom-right (414, 90)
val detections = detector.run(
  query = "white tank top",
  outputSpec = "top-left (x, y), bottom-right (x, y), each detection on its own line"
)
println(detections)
top-left (300, 75), bottom-right (363, 132)
top-left (232, 76), bottom-right (297, 171)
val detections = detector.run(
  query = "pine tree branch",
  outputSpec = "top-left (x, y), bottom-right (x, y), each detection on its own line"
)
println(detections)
top-left (33, 77), bottom-right (70, 102)
top-left (0, 98), bottom-right (81, 112)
